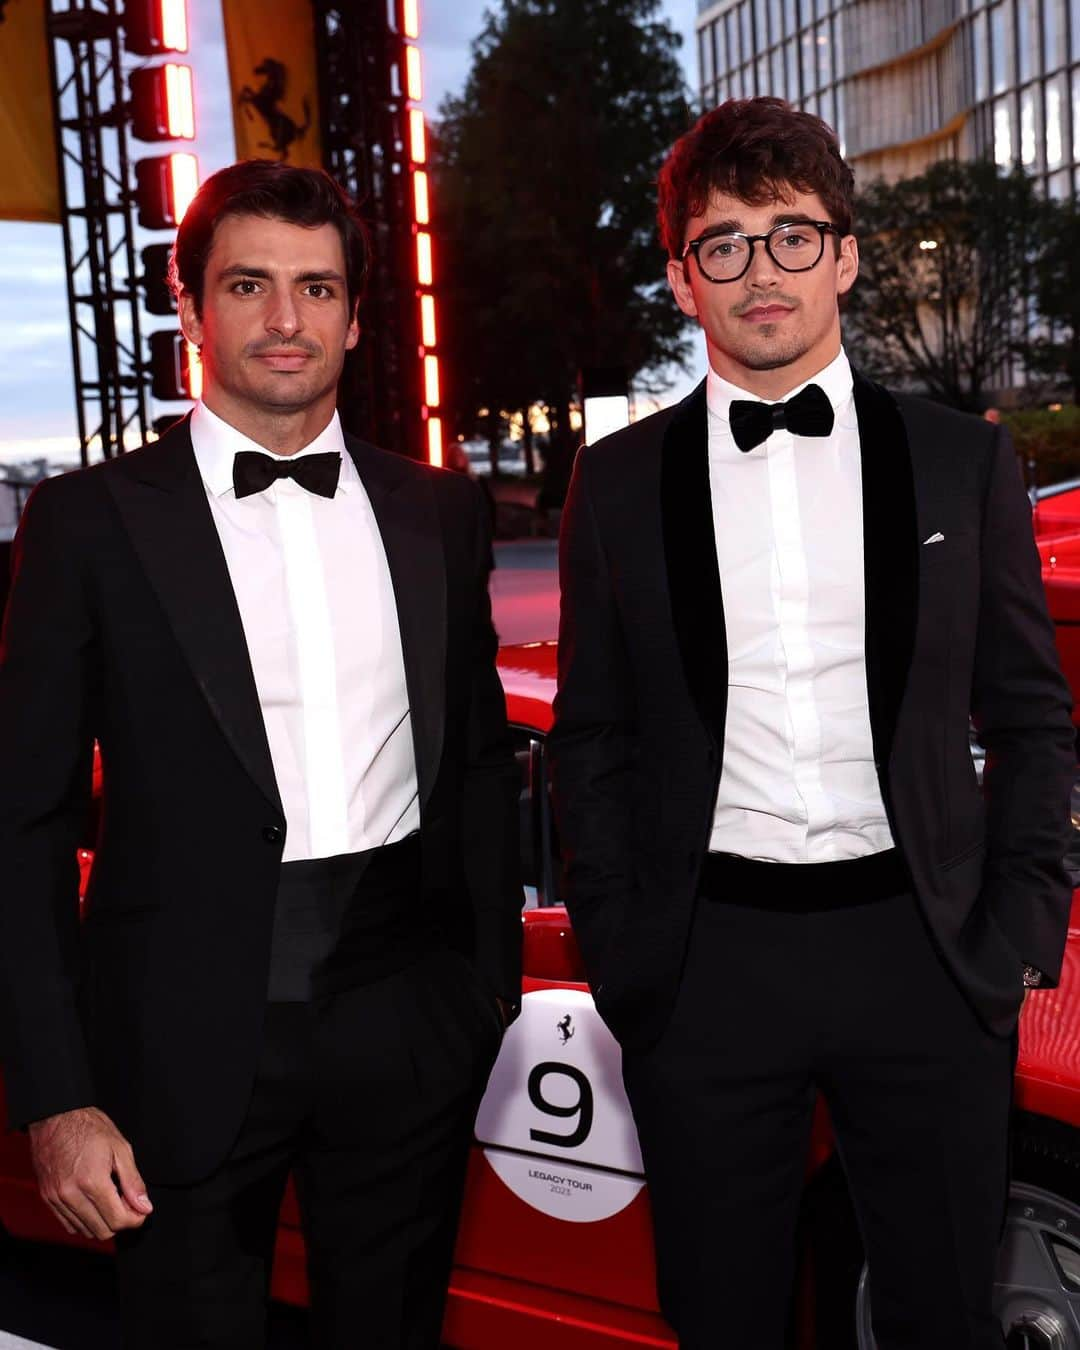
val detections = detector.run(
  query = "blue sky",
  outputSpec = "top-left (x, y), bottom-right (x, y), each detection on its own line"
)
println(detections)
top-left (0, 0), bottom-right (699, 462)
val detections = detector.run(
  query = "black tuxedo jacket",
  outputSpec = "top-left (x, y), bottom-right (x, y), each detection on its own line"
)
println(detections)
top-left (549, 372), bottom-right (1075, 1051)
top-left (0, 418), bottom-right (521, 1183)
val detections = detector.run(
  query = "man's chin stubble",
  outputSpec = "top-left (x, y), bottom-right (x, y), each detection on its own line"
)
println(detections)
top-left (732, 329), bottom-right (809, 371)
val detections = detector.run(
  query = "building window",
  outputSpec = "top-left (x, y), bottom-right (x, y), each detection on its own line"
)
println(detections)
top-left (785, 37), bottom-right (799, 96)
top-left (716, 16), bottom-right (728, 76)
top-left (1072, 0), bottom-right (1080, 63)
top-left (834, 86), bottom-right (846, 155)
top-left (727, 10), bottom-right (739, 70)
top-left (754, 0), bottom-right (769, 47)
top-left (1045, 0), bottom-right (1065, 71)
top-left (820, 83), bottom-right (835, 131)
top-left (1020, 83), bottom-right (1041, 166)
top-left (990, 2), bottom-right (1011, 95)
top-left (757, 53), bottom-right (770, 94)
top-left (771, 43), bottom-right (785, 93)
top-left (994, 95), bottom-right (1014, 164)
top-left (701, 23), bottom-right (715, 86)
top-left (817, 19), bottom-right (832, 89)
top-left (740, 2), bottom-right (754, 70)
top-left (1017, 0), bottom-right (1037, 84)
top-left (973, 9), bottom-right (989, 104)
top-left (1049, 168), bottom-right (1072, 197)
top-left (1046, 73), bottom-right (1066, 165)
top-left (770, 0), bottom-right (784, 44)
top-left (802, 29), bottom-right (817, 90)
top-left (1072, 66), bottom-right (1080, 159)
top-left (785, 0), bottom-right (799, 31)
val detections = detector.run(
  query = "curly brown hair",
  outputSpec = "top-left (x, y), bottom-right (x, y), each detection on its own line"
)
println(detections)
top-left (657, 97), bottom-right (855, 259)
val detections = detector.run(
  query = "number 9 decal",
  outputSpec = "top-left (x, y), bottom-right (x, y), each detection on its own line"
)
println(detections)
top-left (528, 1062), bottom-right (594, 1148)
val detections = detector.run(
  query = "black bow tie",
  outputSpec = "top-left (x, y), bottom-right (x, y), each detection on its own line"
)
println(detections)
top-left (728, 383), bottom-right (835, 453)
top-left (232, 450), bottom-right (342, 500)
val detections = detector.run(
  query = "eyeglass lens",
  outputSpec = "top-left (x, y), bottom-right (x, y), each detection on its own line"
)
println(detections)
top-left (695, 222), bottom-right (826, 281)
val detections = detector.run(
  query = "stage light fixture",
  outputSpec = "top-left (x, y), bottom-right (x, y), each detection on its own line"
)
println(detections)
top-left (149, 329), bottom-right (199, 401)
top-left (134, 152), bottom-right (199, 229)
top-left (124, 0), bottom-right (189, 56)
top-left (130, 62), bottom-right (195, 141)
top-left (141, 242), bottom-right (176, 315)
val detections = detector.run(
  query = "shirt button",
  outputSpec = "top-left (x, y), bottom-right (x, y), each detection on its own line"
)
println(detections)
top-left (262, 825), bottom-right (283, 845)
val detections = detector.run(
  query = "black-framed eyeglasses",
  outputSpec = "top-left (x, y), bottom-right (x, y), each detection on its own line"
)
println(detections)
top-left (681, 220), bottom-right (842, 284)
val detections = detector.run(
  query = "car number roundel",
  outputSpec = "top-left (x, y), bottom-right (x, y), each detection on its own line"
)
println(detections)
top-left (474, 987), bottom-right (646, 1223)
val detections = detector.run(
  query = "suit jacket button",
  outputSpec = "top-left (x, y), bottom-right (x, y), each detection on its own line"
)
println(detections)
top-left (262, 825), bottom-right (283, 845)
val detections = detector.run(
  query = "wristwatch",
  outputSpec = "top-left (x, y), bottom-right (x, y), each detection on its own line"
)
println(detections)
top-left (1023, 965), bottom-right (1045, 989)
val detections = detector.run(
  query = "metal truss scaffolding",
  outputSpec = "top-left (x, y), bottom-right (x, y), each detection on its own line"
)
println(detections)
top-left (313, 2), bottom-right (422, 459)
top-left (47, 0), bottom-right (149, 466)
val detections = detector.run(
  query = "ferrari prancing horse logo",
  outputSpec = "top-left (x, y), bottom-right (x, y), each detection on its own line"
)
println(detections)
top-left (237, 57), bottom-right (311, 162)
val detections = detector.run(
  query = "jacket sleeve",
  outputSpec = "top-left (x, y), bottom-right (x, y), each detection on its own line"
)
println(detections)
top-left (459, 483), bottom-right (523, 1013)
top-left (548, 448), bottom-right (639, 1001)
top-left (972, 426), bottom-right (1075, 984)
top-left (0, 478), bottom-right (97, 1128)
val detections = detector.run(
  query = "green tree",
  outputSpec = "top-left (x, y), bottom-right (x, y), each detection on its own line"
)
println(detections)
top-left (1028, 200), bottom-right (1080, 404)
top-left (844, 160), bottom-right (1050, 411)
top-left (435, 0), bottom-right (692, 502)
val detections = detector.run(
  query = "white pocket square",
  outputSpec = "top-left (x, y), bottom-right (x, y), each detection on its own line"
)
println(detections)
top-left (923, 532), bottom-right (945, 545)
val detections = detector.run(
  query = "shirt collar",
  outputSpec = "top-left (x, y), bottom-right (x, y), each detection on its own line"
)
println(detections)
top-left (705, 347), bottom-right (854, 428)
top-left (189, 401), bottom-right (356, 498)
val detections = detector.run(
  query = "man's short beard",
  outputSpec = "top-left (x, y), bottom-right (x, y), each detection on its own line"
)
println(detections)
top-left (732, 330), bottom-right (810, 371)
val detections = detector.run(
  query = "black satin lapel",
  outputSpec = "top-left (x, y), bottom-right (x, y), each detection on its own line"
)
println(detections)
top-left (660, 381), bottom-right (728, 748)
top-left (347, 438), bottom-right (446, 810)
top-left (105, 424), bottom-right (282, 815)
top-left (852, 369), bottom-right (918, 777)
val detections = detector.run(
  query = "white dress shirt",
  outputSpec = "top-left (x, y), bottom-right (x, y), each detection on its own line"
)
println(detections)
top-left (190, 401), bottom-right (419, 862)
top-left (706, 348), bottom-right (894, 863)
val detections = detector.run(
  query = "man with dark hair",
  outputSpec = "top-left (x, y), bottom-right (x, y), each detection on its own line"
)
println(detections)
top-left (550, 97), bottom-right (1074, 1349)
top-left (0, 159), bottom-right (521, 1348)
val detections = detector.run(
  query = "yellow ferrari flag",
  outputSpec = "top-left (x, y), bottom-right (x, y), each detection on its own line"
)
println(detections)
top-left (0, 0), bottom-right (60, 222)
top-left (222, 0), bottom-right (323, 169)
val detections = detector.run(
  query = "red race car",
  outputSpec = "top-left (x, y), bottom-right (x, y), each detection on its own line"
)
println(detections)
top-left (2, 603), bottom-right (1079, 1349)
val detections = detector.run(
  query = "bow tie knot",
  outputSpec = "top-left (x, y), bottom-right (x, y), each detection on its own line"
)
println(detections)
top-left (728, 383), bottom-right (835, 453)
top-left (232, 450), bottom-right (342, 500)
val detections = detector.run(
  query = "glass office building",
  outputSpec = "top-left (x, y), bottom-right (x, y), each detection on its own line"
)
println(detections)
top-left (695, 0), bottom-right (1080, 193)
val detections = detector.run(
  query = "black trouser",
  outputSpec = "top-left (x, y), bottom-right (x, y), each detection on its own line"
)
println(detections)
top-left (114, 844), bottom-right (503, 1349)
top-left (621, 888), bottom-right (1016, 1350)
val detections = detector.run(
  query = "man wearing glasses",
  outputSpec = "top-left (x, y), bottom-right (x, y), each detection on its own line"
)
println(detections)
top-left (550, 98), bottom-right (1074, 1348)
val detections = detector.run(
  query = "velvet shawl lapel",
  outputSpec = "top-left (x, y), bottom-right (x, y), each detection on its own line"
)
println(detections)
top-left (851, 368), bottom-right (918, 781)
top-left (660, 370), bottom-right (918, 781)
top-left (660, 380), bottom-right (728, 750)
